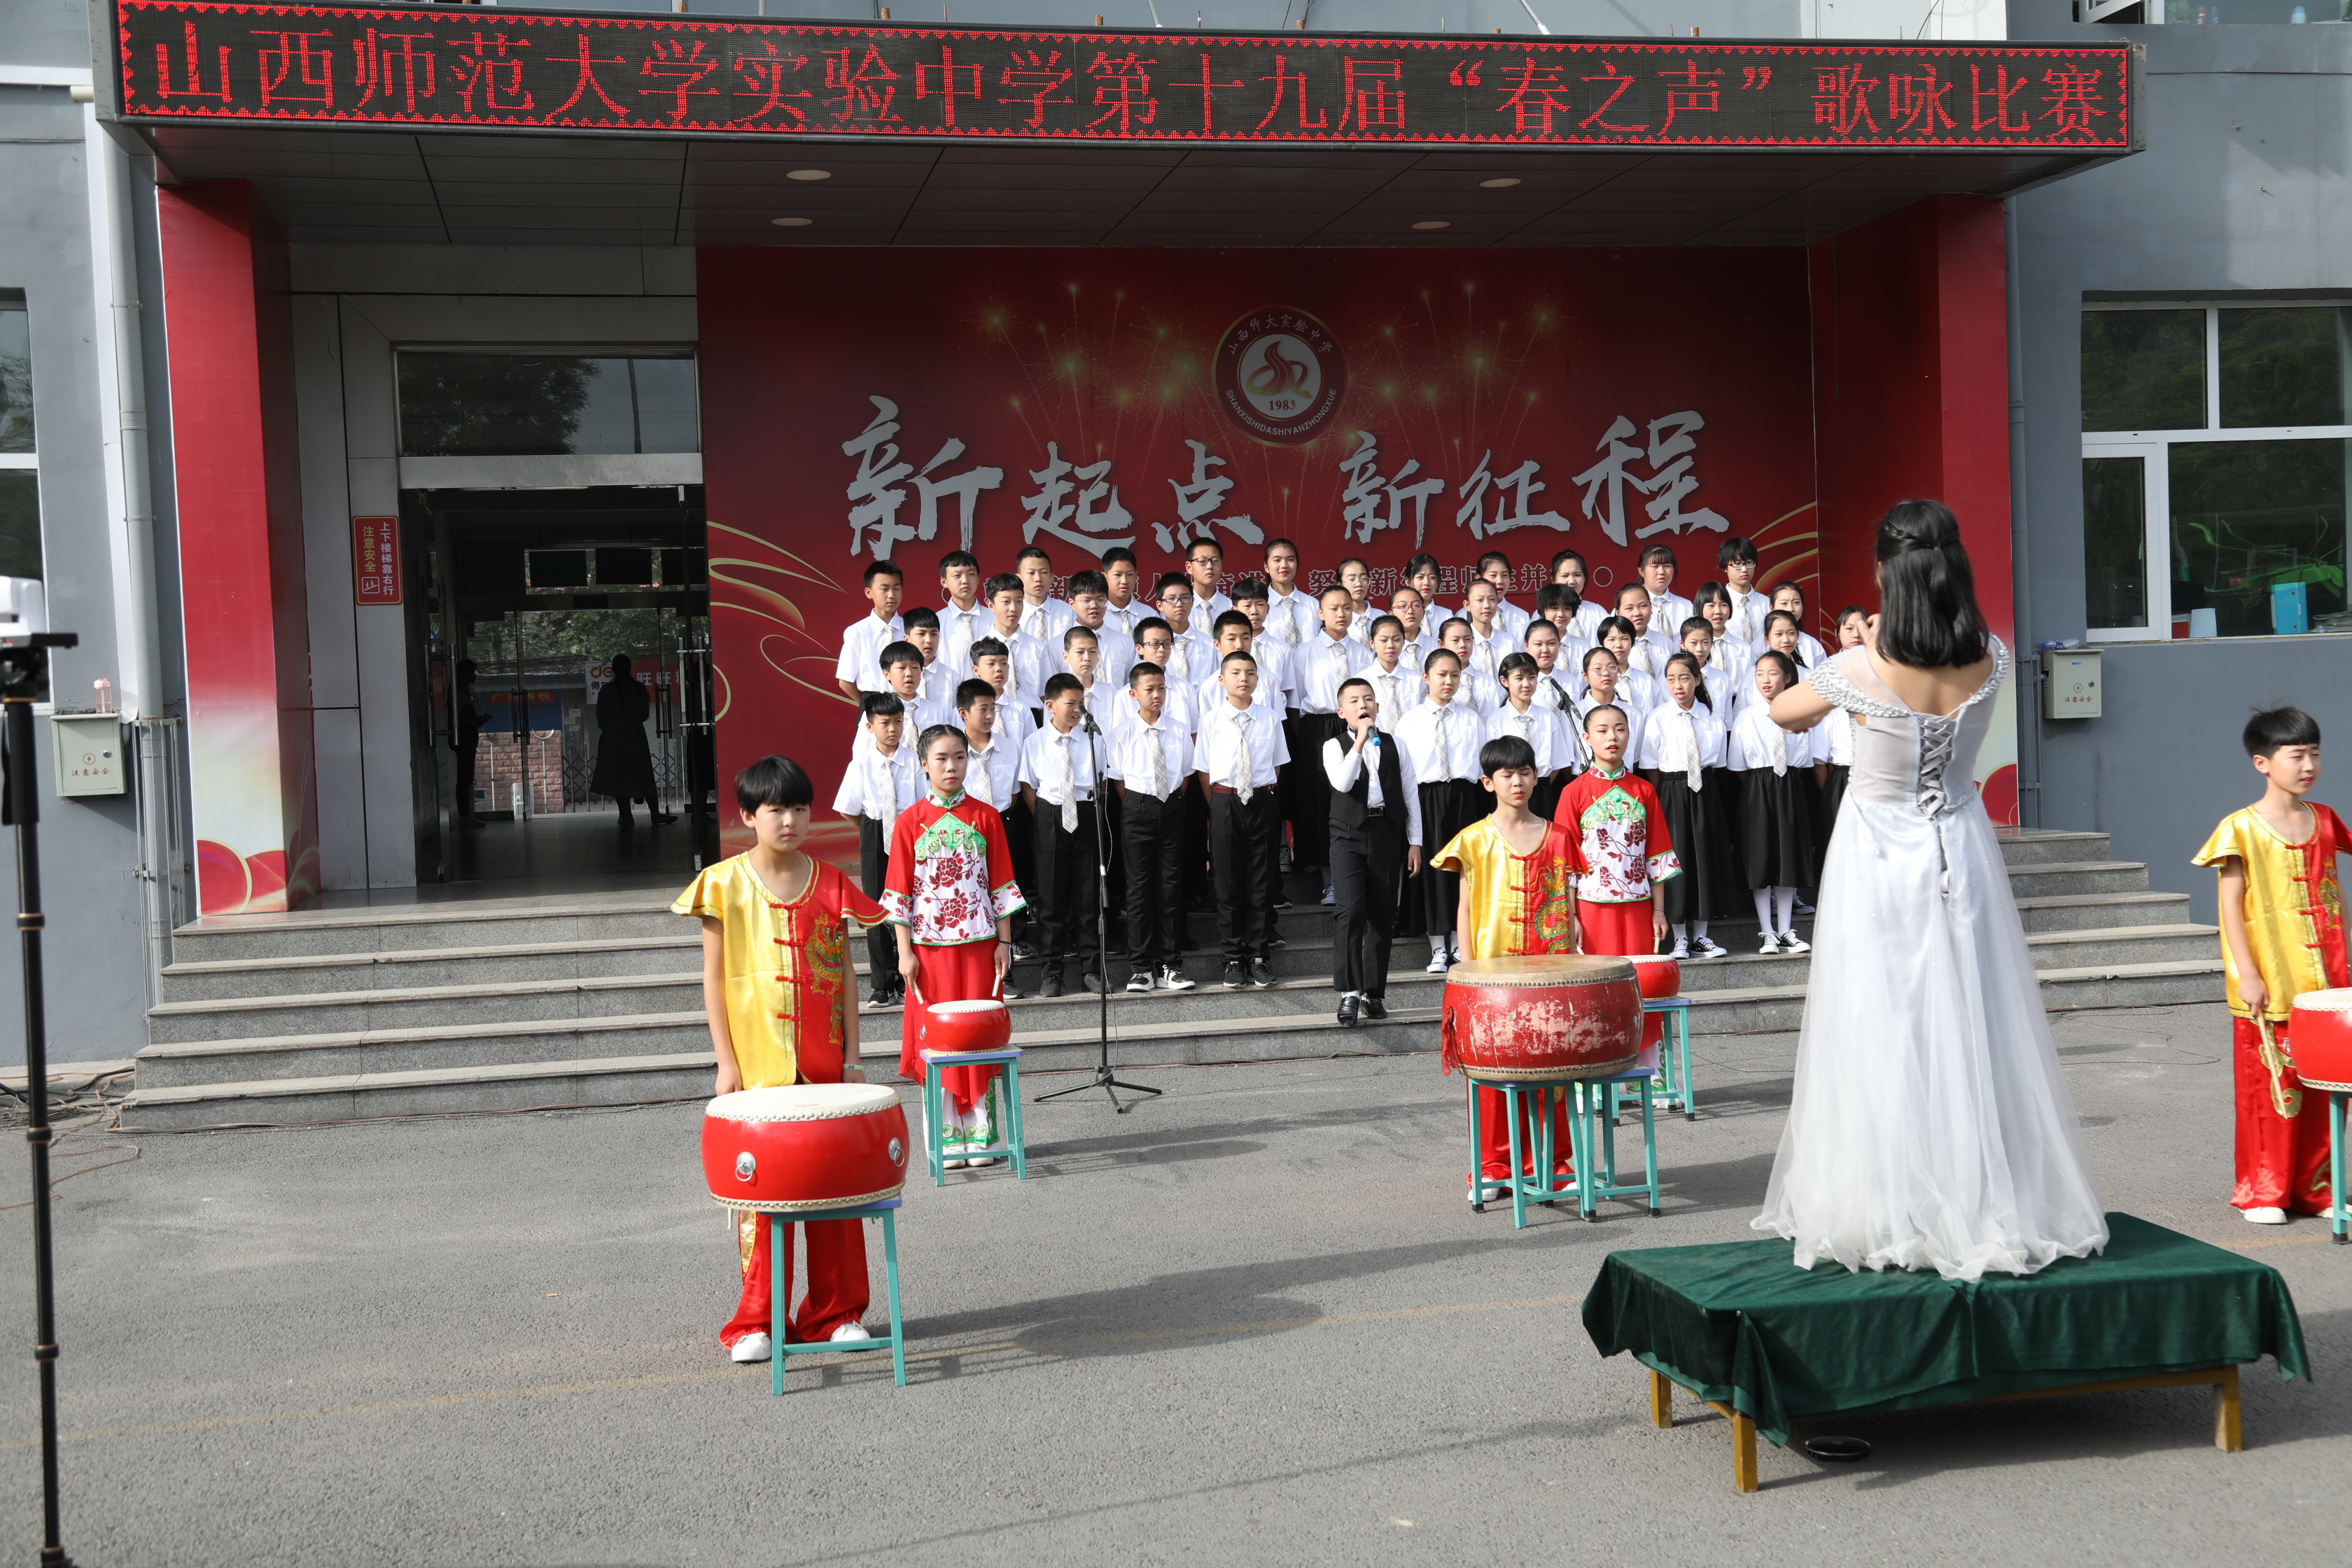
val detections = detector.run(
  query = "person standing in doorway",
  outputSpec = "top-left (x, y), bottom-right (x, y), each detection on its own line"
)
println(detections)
top-left (592, 653), bottom-right (672, 826)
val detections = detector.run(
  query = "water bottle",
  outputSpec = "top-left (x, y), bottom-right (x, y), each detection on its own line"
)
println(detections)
top-left (92, 676), bottom-right (114, 715)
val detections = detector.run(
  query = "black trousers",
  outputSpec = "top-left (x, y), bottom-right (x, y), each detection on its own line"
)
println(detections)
top-left (858, 817), bottom-right (900, 991)
top-left (1004, 794), bottom-right (1037, 932)
top-left (1329, 816), bottom-right (1406, 998)
top-left (1180, 774), bottom-right (1212, 911)
top-left (1121, 788), bottom-right (1190, 971)
top-left (1032, 798), bottom-right (1102, 975)
top-left (1208, 788), bottom-right (1282, 964)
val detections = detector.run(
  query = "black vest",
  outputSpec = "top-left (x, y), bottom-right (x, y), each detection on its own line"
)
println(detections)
top-left (1330, 731), bottom-right (1407, 830)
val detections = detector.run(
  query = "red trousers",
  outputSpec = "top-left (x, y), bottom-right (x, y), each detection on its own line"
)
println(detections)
top-left (2233, 1016), bottom-right (2337, 1214)
top-left (720, 1037), bottom-right (869, 1349)
top-left (1578, 897), bottom-right (1664, 1059)
top-left (1474, 1083), bottom-right (1572, 1181)
top-left (898, 937), bottom-right (1004, 1115)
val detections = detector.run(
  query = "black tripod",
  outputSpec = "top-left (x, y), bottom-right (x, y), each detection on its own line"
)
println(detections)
top-left (1035, 707), bottom-right (1160, 1115)
top-left (5, 631), bottom-right (77, 1568)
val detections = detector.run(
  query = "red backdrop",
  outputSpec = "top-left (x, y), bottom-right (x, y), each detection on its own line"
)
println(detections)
top-left (698, 243), bottom-right (1835, 834)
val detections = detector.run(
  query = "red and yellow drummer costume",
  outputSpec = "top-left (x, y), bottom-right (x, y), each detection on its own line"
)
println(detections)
top-left (673, 855), bottom-right (883, 1350)
top-left (2194, 804), bottom-right (2352, 1215)
top-left (1433, 814), bottom-right (1586, 1182)
top-left (1557, 764), bottom-right (1681, 1056)
top-left (883, 786), bottom-right (1027, 1158)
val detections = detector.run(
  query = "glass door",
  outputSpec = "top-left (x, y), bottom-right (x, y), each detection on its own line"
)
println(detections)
top-left (2081, 441), bottom-right (2171, 640)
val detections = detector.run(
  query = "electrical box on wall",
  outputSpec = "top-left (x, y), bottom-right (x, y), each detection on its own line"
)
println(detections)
top-left (2044, 650), bottom-right (2103, 720)
top-left (50, 715), bottom-right (125, 797)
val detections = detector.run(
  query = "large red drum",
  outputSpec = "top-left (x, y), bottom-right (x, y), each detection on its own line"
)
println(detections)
top-left (1441, 954), bottom-right (1644, 1082)
top-left (913, 998), bottom-right (1012, 1056)
top-left (2289, 989), bottom-right (2352, 1093)
top-left (1628, 953), bottom-right (1681, 1002)
top-left (701, 1084), bottom-right (911, 1212)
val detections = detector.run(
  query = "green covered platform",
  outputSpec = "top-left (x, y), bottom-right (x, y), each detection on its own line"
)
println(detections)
top-left (1582, 1213), bottom-right (2309, 1491)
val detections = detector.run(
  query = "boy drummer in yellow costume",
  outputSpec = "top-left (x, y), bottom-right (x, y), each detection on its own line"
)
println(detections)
top-left (2194, 706), bottom-right (2351, 1226)
top-left (675, 755), bottom-right (885, 1364)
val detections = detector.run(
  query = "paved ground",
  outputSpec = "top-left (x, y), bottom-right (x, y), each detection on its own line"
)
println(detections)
top-left (1, 1000), bottom-right (2344, 1567)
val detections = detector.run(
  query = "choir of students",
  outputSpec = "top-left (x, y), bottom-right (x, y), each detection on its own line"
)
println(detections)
top-left (834, 537), bottom-right (1856, 1016)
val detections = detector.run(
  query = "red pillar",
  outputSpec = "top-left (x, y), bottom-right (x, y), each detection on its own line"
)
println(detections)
top-left (158, 181), bottom-right (318, 912)
top-left (1808, 194), bottom-right (2018, 820)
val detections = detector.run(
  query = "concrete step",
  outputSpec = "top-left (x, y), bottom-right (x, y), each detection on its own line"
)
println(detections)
top-left (158, 935), bottom-right (704, 1003)
top-left (2005, 860), bottom-right (2150, 898)
top-left (1685, 956), bottom-right (2227, 1034)
top-left (1994, 830), bottom-right (2112, 867)
top-left (169, 896), bottom-right (679, 963)
top-left (132, 1012), bottom-right (713, 1090)
top-left (144, 973), bottom-right (704, 1044)
top-left (2014, 890), bottom-right (2193, 934)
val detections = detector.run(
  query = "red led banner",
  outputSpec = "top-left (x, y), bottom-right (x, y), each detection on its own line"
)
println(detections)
top-left (115, 1), bottom-right (2133, 150)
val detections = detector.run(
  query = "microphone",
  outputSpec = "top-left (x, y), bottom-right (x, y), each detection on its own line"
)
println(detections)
top-left (1078, 706), bottom-right (1102, 737)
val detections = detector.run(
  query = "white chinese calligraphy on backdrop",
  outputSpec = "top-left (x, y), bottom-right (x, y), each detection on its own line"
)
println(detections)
top-left (842, 396), bottom-right (1004, 559)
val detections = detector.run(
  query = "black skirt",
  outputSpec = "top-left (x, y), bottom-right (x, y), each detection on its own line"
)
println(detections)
top-left (1816, 762), bottom-right (1851, 846)
top-left (1402, 778), bottom-right (1485, 938)
top-left (1738, 766), bottom-right (1819, 890)
top-left (1655, 770), bottom-right (1738, 924)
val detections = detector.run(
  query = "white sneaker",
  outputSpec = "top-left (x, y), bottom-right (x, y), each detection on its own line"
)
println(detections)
top-left (2244, 1206), bottom-right (2289, 1225)
top-left (1693, 936), bottom-right (1728, 960)
top-left (966, 1155), bottom-right (1000, 1168)
top-left (1758, 932), bottom-right (1782, 955)
top-left (830, 1322), bottom-right (873, 1343)
top-left (1320, 886), bottom-right (1337, 906)
top-left (1795, 898), bottom-right (1816, 915)
top-left (1779, 932), bottom-right (1811, 954)
top-left (729, 1331), bottom-right (773, 1364)
top-left (1427, 946), bottom-right (1450, 974)
top-left (1125, 969), bottom-right (1155, 993)
top-left (943, 1157), bottom-right (968, 1170)
top-left (1670, 937), bottom-right (1690, 960)
top-left (1157, 965), bottom-right (1196, 991)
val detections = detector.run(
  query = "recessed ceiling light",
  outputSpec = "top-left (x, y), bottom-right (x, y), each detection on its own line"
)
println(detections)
top-left (1479, 177), bottom-right (1522, 188)
top-left (786, 169), bottom-right (833, 181)
top-left (1412, 220), bottom-right (1450, 230)
top-left (771, 216), bottom-right (814, 227)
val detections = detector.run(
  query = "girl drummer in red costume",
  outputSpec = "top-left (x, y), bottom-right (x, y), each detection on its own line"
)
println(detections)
top-left (1555, 701), bottom-right (1680, 1061)
top-left (885, 724), bottom-right (1026, 1168)
top-left (675, 755), bottom-right (884, 1366)
top-left (1433, 734), bottom-right (1585, 1189)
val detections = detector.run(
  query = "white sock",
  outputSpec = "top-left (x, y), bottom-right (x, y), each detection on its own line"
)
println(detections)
top-left (1693, 921), bottom-right (1709, 940)
top-left (1672, 923), bottom-right (1689, 942)
top-left (1753, 889), bottom-right (1776, 931)
top-left (1774, 887), bottom-right (1797, 934)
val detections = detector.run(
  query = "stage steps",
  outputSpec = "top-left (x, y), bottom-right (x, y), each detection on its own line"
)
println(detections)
top-left (118, 830), bottom-right (2222, 1129)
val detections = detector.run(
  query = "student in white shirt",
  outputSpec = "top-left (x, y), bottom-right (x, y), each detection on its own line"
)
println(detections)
top-left (1065, 570), bottom-right (1134, 689)
top-left (878, 640), bottom-right (955, 738)
top-left (1338, 556), bottom-right (1376, 643)
top-left (1716, 536), bottom-right (1771, 649)
top-left (1547, 550), bottom-right (1611, 645)
top-left (1596, 615), bottom-right (1665, 712)
top-left (1231, 578), bottom-right (1296, 711)
top-left (832, 691), bottom-right (919, 1006)
top-left (966, 639), bottom-right (1036, 752)
top-left (1194, 650), bottom-right (1289, 988)
top-left (1260, 538), bottom-right (1315, 648)
top-left (1674, 619), bottom-right (1740, 720)
top-left (1692, 584), bottom-right (1756, 719)
top-left (1193, 612), bottom-right (1281, 721)
top-left (1152, 573), bottom-right (1214, 690)
top-left (1533, 584), bottom-right (1590, 659)
top-left (1772, 579), bottom-right (1831, 668)
top-left (1460, 579), bottom-right (1522, 692)
top-left (1014, 545), bottom-right (1076, 647)
top-left (1489, 652), bottom-right (1572, 820)
top-left (1184, 537), bottom-right (1234, 622)
top-left (1636, 650), bottom-right (1732, 960)
top-left (1392, 648), bottom-right (1485, 969)
top-left (1474, 550), bottom-right (1534, 641)
top-left (1018, 673), bottom-right (1106, 997)
top-left (1099, 547), bottom-right (1148, 646)
top-left (1388, 584), bottom-right (1437, 672)
top-left (935, 550), bottom-right (991, 676)
top-left (1437, 616), bottom-right (1500, 716)
top-left (1291, 586), bottom-right (1368, 900)
top-left (899, 606), bottom-right (958, 708)
top-left (1729, 649), bottom-right (1826, 955)
top-left (1614, 583), bottom-right (1678, 673)
top-left (834, 560), bottom-right (905, 701)
top-left (955, 678), bottom-right (1023, 819)
top-left (1106, 662), bottom-right (1196, 994)
top-left (1814, 606), bottom-right (1868, 850)
top-left (1401, 552), bottom-right (1450, 624)
top-left (1522, 617), bottom-right (1578, 720)
top-left (981, 573), bottom-right (1054, 717)
top-left (1059, 626), bottom-right (1121, 724)
top-left (1572, 645), bottom-right (1646, 772)
top-left (1639, 543), bottom-right (1695, 637)
top-left (1112, 619), bottom-right (1197, 738)
top-left (1359, 615), bottom-right (1427, 740)
top-left (1324, 674), bottom-right (1422, 1026)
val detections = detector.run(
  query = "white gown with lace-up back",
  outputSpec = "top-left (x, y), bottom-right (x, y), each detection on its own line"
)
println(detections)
top-left (1751, 638), bottom-right (2110, 1280)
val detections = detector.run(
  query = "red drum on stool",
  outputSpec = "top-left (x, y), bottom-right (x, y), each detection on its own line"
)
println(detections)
top-left (2289, 989), bottom-right (2352, 1092)
top-left (1441, 955), bottom-right (1644, 1082)
top-left (703, 1084), bottom-right (911, 1212)
top-left (915, 998), bottom-right (1011, 1056)
top-left (1628, 954), bottom-right (1681, 1002)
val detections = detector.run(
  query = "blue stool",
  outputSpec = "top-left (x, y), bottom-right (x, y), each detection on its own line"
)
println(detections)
top-left (2328, 1088), bottom-right (2350, 1245)
top-left (1465, 1077), bottom-right (1577, 1230)
top-left (1570, 1069), bottom-right (1662, 1220)
top-left (768, 1199), bottom-right (906, 1394)
top-left (1644, 998), bottom-right (1697, 1119)
top-left (919, 1047), bottom-right (1027, 1184)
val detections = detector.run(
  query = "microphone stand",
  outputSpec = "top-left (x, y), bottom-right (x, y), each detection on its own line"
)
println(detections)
top-left (1035, 704), bottom-right (1161, 1114)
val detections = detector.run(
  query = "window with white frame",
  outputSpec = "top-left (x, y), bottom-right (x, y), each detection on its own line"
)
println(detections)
top-left (0, 291), bottom-right (40, 582)
top-left (2080, 302), bottom-right (2351, 640)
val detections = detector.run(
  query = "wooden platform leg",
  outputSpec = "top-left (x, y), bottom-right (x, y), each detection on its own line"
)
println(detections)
top-left (1649, 1368), bottom-right (1673, 1428)
top-left (1731, 1410), bottom-right (1758, 1492)
top-left (2214, 1364), bottom-right (2241, 1452)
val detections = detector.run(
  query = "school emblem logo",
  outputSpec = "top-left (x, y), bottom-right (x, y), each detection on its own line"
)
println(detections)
top-left (1213, 308), bottom-right (1347, 445)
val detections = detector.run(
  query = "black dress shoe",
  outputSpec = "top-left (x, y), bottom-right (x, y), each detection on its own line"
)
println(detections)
top-left (1337, 995), bottom-right (1360, 1027)
top-left (1362, 995), bottom-right (1388, 1021)
top-left (1040, 972), bottom-right (1064, 997)
top-left (1222, 960), bottom-right (1247, 989)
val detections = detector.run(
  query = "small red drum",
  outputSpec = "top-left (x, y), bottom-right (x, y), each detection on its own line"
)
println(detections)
top-left (913, 998), bottom-right (1012, 1056)
top-left (2288, 989), bottom-right (2352, 1093)
top-left (702, 1084), bottom-right (911, 1212)
top-left (1441, 954), bottom-right (1644, 1082)
top-left (1628, 953), bottom-right (1681, 1002)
